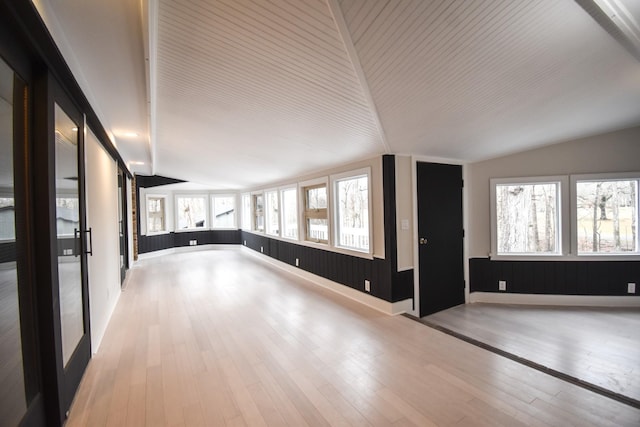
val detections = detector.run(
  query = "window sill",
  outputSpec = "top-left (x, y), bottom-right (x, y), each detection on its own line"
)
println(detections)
top-left (490, 253), bottom-right (640, 261)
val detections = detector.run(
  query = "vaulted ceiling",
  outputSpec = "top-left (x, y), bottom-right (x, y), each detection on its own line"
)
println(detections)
top-left (33, 0), bottom-right (640, 189)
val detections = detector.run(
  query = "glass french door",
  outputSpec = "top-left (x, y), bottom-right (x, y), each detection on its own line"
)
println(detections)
top-left (49, 78), bottom-right (91, 421)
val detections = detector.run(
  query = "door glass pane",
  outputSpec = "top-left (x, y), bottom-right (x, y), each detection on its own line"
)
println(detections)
top-left (54, 104), bottom-right (83, 367)
top-left (0, 58), bottom-right (27, 425)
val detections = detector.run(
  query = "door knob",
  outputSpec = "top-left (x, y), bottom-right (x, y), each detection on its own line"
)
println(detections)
top-left (419, 237), bottom-right (428, 245)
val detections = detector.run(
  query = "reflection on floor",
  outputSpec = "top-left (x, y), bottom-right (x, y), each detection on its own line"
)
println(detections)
top-left (58, 256), bottom-right (84, 367)
top-left (67, 249), bottom-right (640, 426)
top-left (0, 263), bottom-right (27, 426)
top-left (423, 303), bottom-right (640, 405)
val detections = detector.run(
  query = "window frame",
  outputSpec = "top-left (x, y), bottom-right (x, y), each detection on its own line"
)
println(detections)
top-left (174, 194), bottom-right (209, 231)
top-left (571, 172), bottom-right (640, 260)
top-left (252, 192), bottom-right (265, 233)
top-left (146, 194), bottom-right (168, 235)
top-left (300, 178), bottom-right (329, 245)
top-left (280, 186), bottom-right (299, 241)
top-left (331, 168), bottom-right (372, 254)
top-left (264, 189), bottom-right (280, 236)
top-left (490, 176), bottom-right (569, 260)
top-left (210, 194), bottom-right (237, 230)
top-left (241, 193), bottom-right (252, 230)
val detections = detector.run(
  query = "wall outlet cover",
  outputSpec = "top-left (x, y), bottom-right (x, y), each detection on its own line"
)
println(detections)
top-left (628, 283), bottom-right (636, 294)
top-left (498, 280), bottom-right (507, 291)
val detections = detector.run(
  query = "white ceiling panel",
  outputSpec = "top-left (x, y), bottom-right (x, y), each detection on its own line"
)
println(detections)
top-left (340, 0), bottom-right (640, 161)
top-left (154, 0), bottom-right (385, 188)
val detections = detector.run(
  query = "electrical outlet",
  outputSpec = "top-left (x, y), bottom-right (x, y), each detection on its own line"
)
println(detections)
top-left (498, 280), bottom-right (507, 291)
top-left (364, 279), bottom-right (371, 292)
top-left (628, 283), bottom-right (636, 294)
top-left (244, 240), bottom-right (247, 245)
top-left (260, 246), bottom-right (263, 253)
top-left (295, 258), bottom-right (299, 267)
top-left (193, 239), bottom-right (197, 246)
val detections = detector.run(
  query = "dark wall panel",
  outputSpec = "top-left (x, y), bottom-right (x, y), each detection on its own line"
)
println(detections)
top-left (138, 230), bottom-right (241, 254)
top-left (470, 257), bottom-right (640, 297)
top-left (0, 241), bottom-right (16, 263)
top-left (240, 231), bottom-right (413, 303)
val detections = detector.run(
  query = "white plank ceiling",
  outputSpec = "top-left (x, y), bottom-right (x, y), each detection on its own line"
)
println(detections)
top-left (33, 0), bottom-right (640, 188)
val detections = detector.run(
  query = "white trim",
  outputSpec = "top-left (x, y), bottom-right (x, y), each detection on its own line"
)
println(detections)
top-left (490, 175), bottom-right (569, 259)
top-left (469, 292), bottom-right (640, 307)
top-left (210, 193), bottom-right (237, 230)
top-left (331, 167), bottom-right (373, 255)
top-left (174, 194), bottom-right (209, 231)
top-left (264, 188), bottom-right (280, 237)
top-left (279, 185), bottom-right (299, 241)
top-left (144, 193), bottom-right (167, 235)
top-left (570, 172), bottom-right (640, 259)
top-left (241, 229), bottom-right (375, 260)
top-left (409, 156), bottom-right (419, 317)
top-left (299, 176), bottom-right (330, 246)
top-left (241, 246), bottom-right (411, 315)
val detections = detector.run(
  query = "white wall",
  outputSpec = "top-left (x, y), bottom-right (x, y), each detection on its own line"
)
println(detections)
top-left (466, 125), bottom-right (640, 258)
top-left (86, 129), bottom-right (121, 352)
top-left (395, 155), bottom-right (413, 270)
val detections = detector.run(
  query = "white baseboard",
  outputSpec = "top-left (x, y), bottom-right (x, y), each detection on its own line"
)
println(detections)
top-left (241, 246), bottom-right (413, 316)
top-left (136, 244), bottom-right (239, 261)
top-left (470, 292), bottom-right (640, 307)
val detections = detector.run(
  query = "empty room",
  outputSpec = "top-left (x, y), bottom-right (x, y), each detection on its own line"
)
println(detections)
top-left (1, 0), bottom-right (639, 426)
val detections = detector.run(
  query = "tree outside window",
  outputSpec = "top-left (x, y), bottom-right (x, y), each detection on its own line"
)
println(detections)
top-left (304, 184), bottom-right (327, 243)
top-left (495, 182), bottom-right (559, 255)
top-left (176, 196), bottom-right (206, 229)
top-left (281, 188), bottom-right (298, 240)
top-left (335, 175), bottom-right (369, 251)
top-left (576, 179), bottom-right (637, 254)
top-left (265, 191), bottom-right (279, 236)
top-left (253, 194), bottom-right (264, 232)
top-left (147, 196), bottom-right (166, 233)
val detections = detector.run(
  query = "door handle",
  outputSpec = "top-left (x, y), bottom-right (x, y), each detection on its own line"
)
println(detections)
top-left (84, 228), bottom-right (93, 256)
top-left (419, 237), bottom-right (428, 245)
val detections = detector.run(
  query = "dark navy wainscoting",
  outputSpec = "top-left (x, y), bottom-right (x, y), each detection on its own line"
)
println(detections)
top-left (469, 258), bottom-right (640, 296)
top-left (0, 241), bottom-right (16, 263)
top-left (138, 230), bottom-right (241, 254)
top-left (240, 232), bottom-right (413, 303)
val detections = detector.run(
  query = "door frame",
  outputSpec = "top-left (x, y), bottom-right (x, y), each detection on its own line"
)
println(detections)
top-left (33, 70), bottom-right (92, 425)
top-left (409, 155), bottom-right (469, 318)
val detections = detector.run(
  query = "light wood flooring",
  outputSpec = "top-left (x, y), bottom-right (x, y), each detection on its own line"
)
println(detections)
top-left (67, 248), bottom-right (640, 426)
top-left (423, 303), bottom-right (640, 404)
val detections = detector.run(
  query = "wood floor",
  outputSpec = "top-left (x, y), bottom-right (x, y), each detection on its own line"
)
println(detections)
top-left (67, 248), bottom-right (640, 426)
top-left (423, 303), bottom-right (640, 404)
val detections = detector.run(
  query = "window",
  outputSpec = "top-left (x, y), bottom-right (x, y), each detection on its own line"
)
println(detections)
top-left (280, 187), bottom-right (298, 240)
top-left (0, 197), bottom-right (15, 240)
top-left (241, 194), bottom-right (251, 230)
top-left (211, 195), bottom-right (236, 229)
top-left (491, 177), bottom-right (566, 256)
top-left (573, 174), bottom-right (638, 255)
top-left (146, 196), bottom-right (166, 233)
top-left (56, 197), bottom-right (80, 236)
top-left (303, 183), bottom-right (328, 243)
top-left (176, 195), bottom-right (207, 230)
top-left (265, 190), bottom-right (279, 236)
top-left (253, 193), bottom-right (264, 232)
top-left (334, 171), bottom-right (370, 252)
